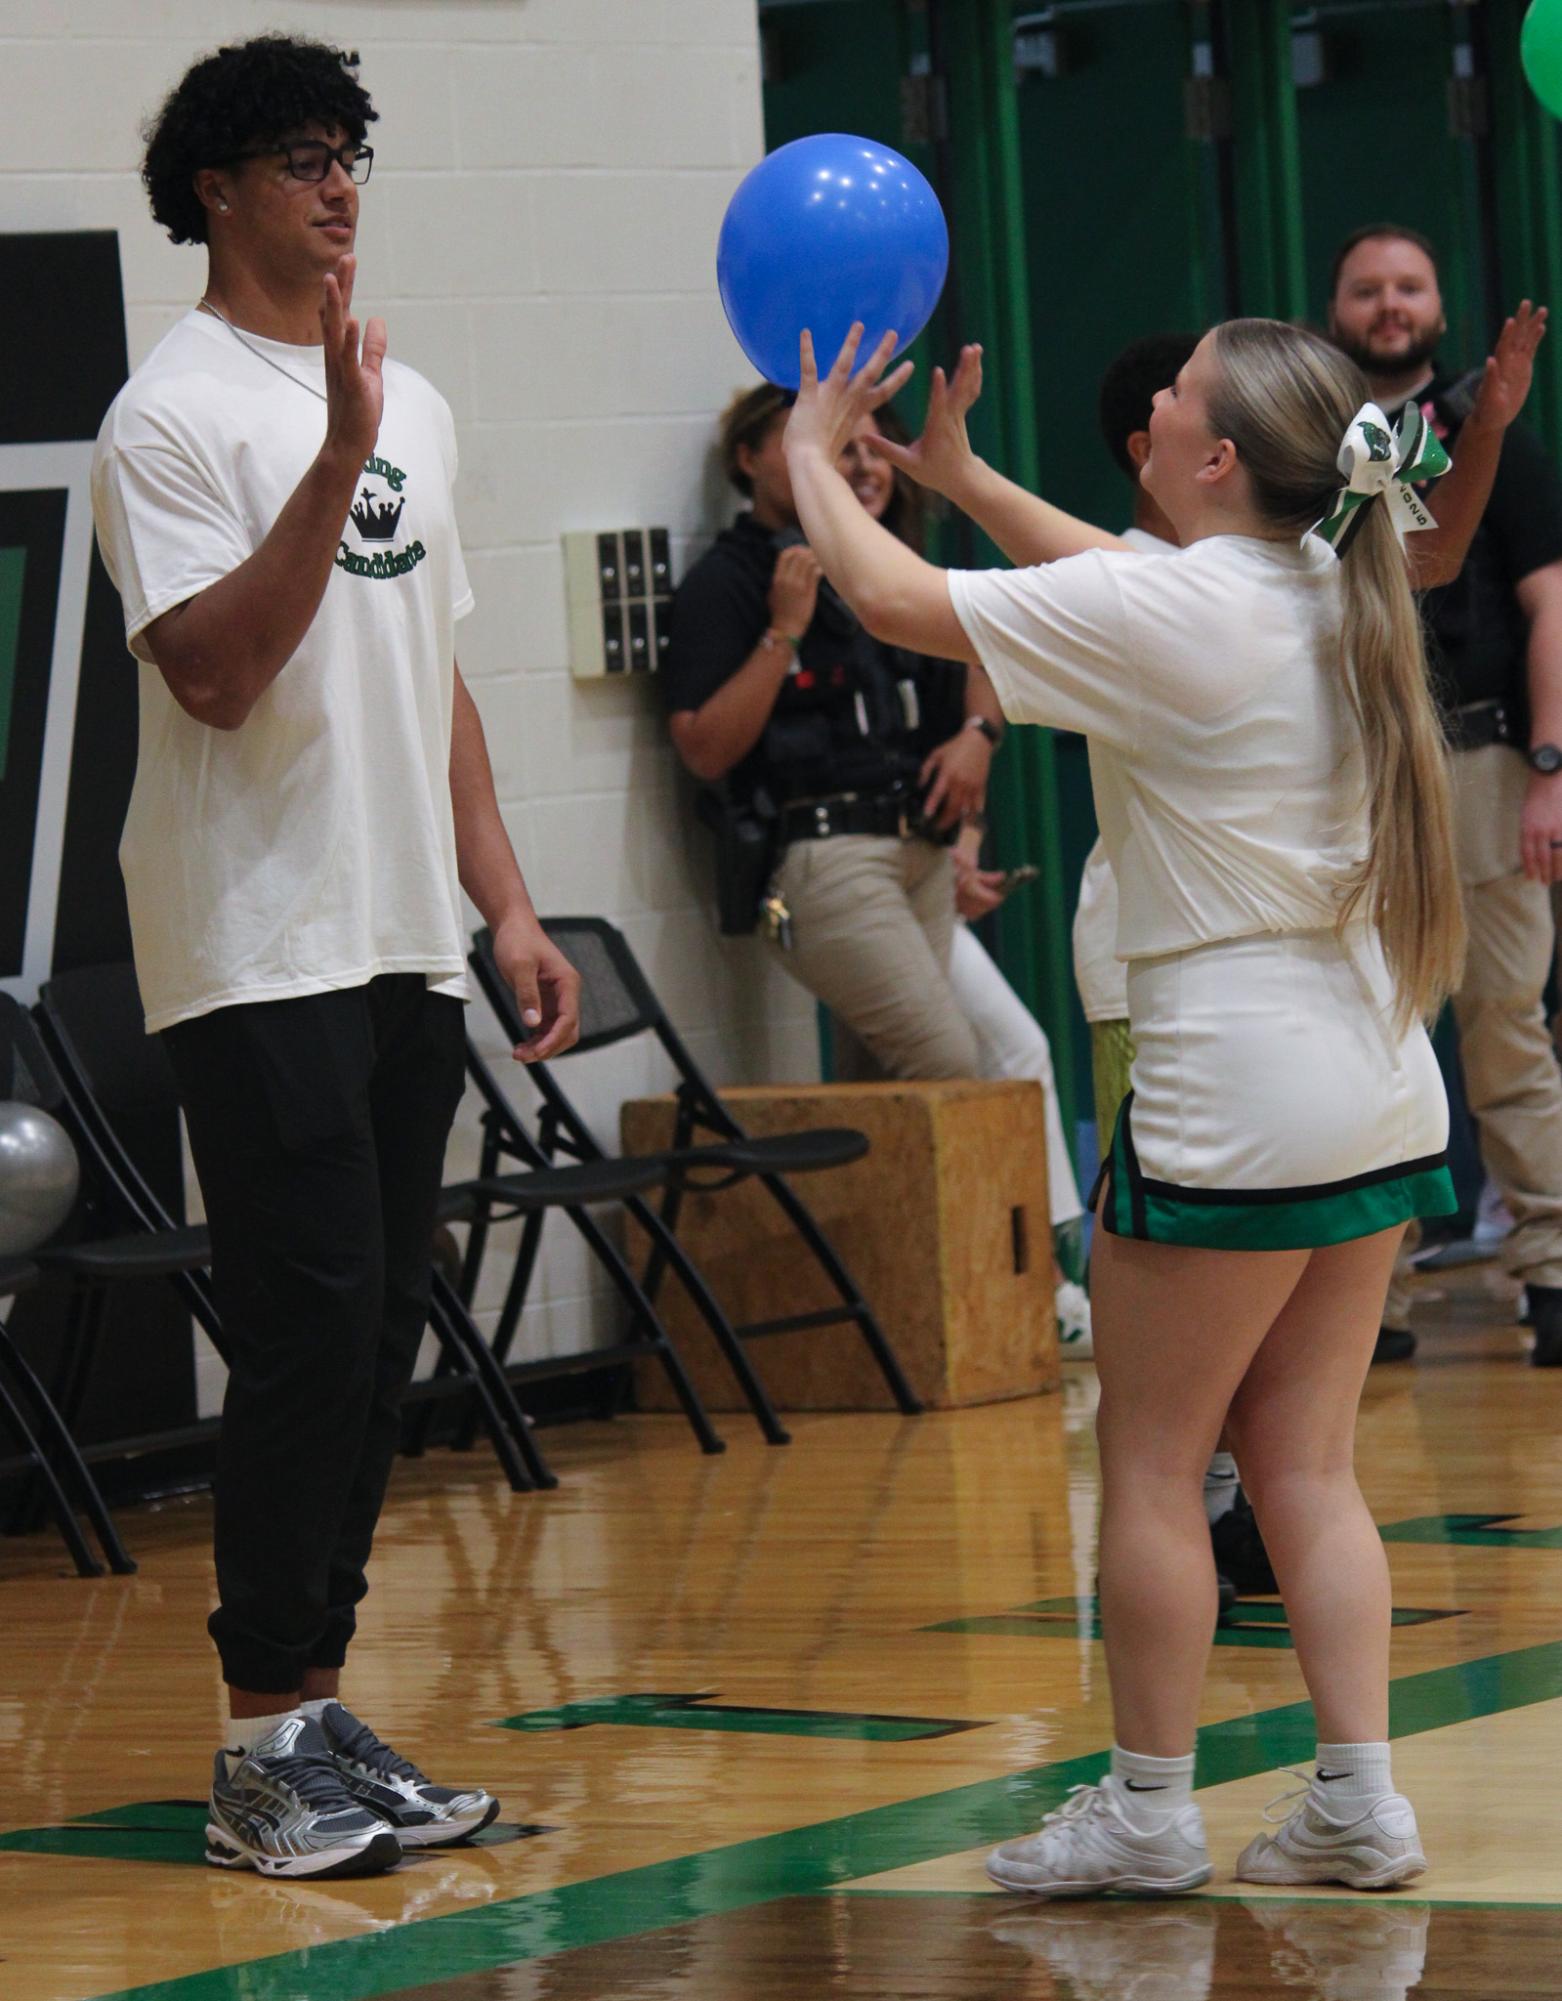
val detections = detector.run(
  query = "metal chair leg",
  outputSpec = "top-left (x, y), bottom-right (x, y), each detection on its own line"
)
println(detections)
top-left (0, 1354), bottom-right (103, 1577)
top-left (428, 1273), bottom-right (557, 1491)
top-left (9, 1286), bottom-right (104, 1537)
top-left (561, 1205), bottom-right (727, 1456)
top-left (758, 1172), bottom-right (923, 1413)
top-left (0, 1326), bottom-right (135, 1573)
top-left (621, 1192), bottom-right (791, 1446)
top-left (452, 1206), bottom-right (545, 1453)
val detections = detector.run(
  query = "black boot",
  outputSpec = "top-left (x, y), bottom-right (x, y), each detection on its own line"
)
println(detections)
top-left (1527, 1284), bottom-right (1562, 1367)
top-left (1210, 1488), bottom-right (1277, 1595)
top-left (1373, 1324), bottom-right (1416, 1363)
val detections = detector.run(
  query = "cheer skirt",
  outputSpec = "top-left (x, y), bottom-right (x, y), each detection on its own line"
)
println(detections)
top-left (1093, 928), bottom-right (1455, 1252)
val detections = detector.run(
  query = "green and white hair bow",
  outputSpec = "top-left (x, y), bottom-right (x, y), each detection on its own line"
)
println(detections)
top-left (1309, 400), bottom-right (1451, 555)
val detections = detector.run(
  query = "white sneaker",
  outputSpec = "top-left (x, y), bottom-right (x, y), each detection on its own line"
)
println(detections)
top-left (1056, 1279), bottom-right (1093, 1359)
top-left (986, 1776), bottom-right (1212, 1898)
top-left (1235, 1771), bottom-right (1427, 1890)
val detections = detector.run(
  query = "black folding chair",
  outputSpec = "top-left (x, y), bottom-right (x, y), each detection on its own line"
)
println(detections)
top-left (467, 920), bottom-right (922, 1443)
top-left (408, 1031), bottom-right (730, 1460)
top-left (32, 965), bottom-right (577, 1506)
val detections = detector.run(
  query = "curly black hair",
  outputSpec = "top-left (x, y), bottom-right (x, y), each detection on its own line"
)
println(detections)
top-left (1097, 330), bottom-right (1202, 477)
top-left (141, 34), bottom-right (378, 247)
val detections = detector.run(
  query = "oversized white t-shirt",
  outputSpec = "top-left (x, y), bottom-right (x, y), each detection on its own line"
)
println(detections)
top-left (92, 310), bottom-right (472, 1033)
top-left (1070, 525), bottom-right (1174, 1021)
top-left (950, 531), bottom-right (1365, 964)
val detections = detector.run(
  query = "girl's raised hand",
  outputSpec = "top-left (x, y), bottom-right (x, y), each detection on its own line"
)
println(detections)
top-left (872, 343), bottom-right (984, 498)
top-left (783, 323), bottom-right (914, 465)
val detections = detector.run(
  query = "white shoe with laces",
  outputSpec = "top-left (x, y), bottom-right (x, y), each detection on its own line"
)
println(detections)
top-left (986, 1775), bottom-right (1212, 1898)
top-left (1235, 1770), bottom-right (1427, 1890)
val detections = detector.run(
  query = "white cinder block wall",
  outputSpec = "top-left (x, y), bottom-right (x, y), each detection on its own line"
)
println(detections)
top-left (0, 0), bottom-right (822, 1375)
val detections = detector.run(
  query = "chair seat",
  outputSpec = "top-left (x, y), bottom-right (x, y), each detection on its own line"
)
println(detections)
top-left (461, 1154), bottom-right (666, 1213)
top-left (436, 1184), bottom-right (479, 1226)
top-left (669, 1126), bottom-right (868, 1181)
top-left (36, 1223), bottom-right (212, 1281)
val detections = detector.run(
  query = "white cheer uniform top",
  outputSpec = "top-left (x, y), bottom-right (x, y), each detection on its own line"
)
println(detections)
top-left (92, 310), bottom-right (473, 1033)
top-left (1069, 525), bottom-right (1175, 1023)
top-left (950, 531), bottom-right (1366, 964)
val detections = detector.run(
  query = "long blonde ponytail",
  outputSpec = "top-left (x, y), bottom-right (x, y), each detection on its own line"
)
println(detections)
top-left (1331, 495), bottom-right (1465, 1028)
top-left (1208, 320), bottom-right (1465, 1028)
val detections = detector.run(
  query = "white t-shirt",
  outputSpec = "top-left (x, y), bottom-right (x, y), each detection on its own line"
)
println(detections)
top-left (950, 531), bottom-right (1365, 965)
top-left (92, 310), bottom-right (473, 1033)
top-left (1070, 525), bottom-right (1173, 1022)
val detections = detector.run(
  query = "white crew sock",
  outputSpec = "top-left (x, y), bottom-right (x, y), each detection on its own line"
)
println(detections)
top-left (227, 1707), bottom-right (303, 1755)
top-left (1313, 1740), bottom-right (1395, 1800)
top-left (1111, 1744), bottom-right (1195, 1815)
top-left (299, 1697), bottom-right (336, 1723)
top-left (1203, 1451), bottom-right (1240, 1525)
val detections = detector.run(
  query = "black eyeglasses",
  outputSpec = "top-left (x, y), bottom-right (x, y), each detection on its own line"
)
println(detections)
top-left (227, 140), bottom-right (374, 185)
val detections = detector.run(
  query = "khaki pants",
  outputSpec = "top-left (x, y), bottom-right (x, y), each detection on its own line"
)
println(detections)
top-left (1386, 744), bottom-right (1562, 1323)
top-left (761, 834), bottom-right (979, 1079)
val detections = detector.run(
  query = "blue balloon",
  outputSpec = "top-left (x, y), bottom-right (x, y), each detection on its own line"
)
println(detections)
top-left (718, 134), bottom-right (949, 390)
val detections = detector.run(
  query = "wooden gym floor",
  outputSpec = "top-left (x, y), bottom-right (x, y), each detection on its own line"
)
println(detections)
top-left (1, 1261), bottom-right (1559, 2000)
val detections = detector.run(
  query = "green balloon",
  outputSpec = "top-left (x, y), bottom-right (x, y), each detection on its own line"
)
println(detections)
top-left (1523, 0), bottom-right (1562, 120)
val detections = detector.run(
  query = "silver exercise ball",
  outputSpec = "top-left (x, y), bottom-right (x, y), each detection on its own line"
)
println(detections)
top-left (0, 1101), bottom-right (80, 1255)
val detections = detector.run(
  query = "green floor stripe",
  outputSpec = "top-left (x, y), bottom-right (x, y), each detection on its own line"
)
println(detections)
top-left (926, 1597), bottom-right (1462, 1650)
top-left (1381, 1513), bottom-right (1562, 1551)
top-left (0, 1803), bottom-right (542, 1866)
top-left (495, 1691), bottom-right (980, 1740)
top-left (80, 1642), bottom-right (1562, 2001)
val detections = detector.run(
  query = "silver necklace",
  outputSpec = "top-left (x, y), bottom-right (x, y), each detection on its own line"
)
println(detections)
top-left (196, 299), bottom-right (327, 404)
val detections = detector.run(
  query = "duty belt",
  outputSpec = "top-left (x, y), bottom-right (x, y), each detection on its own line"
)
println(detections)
top-left (778, 792), bottom-right (944, 844)
top-left (1444, 697), bottom-right (1520, 754)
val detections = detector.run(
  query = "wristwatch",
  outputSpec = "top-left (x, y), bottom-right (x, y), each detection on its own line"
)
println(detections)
top-left (1529, 742), bottom-right (1562, 775)
top-left (965, 715), bottom-right (1003, 748)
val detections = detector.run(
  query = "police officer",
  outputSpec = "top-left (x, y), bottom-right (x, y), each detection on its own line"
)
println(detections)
top-left (664, 384), bottom-right (1003, 1079)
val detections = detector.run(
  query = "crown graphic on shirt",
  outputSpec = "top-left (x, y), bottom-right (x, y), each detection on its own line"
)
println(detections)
top-left (350, 488), bottom-right (406, 542)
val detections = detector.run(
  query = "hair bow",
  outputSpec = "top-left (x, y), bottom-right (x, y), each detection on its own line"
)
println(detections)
top-left (1308, 400), bottom-right (1451, 555)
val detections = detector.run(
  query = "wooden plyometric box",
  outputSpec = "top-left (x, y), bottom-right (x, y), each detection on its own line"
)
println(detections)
top-left (620, 1079), bottom-right (1059, 1411)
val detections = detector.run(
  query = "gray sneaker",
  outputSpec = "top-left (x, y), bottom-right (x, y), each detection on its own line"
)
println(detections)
top-left (206, 1713), bottom-right (403, 1878)
top-left (315, 1701), bottom-right (500, 1848)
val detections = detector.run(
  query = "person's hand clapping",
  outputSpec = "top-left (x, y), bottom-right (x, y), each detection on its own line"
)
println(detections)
top-left (783, 324), bottom-right (914, 468)
top-left (768, 546), bottom-right (822, 639)
top-left (1469, 300), bottom-right (1548, 435)
top-left (871, 344), bottom-right (985, 499)
top-left (320, 254), bottom-right (386, 467)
